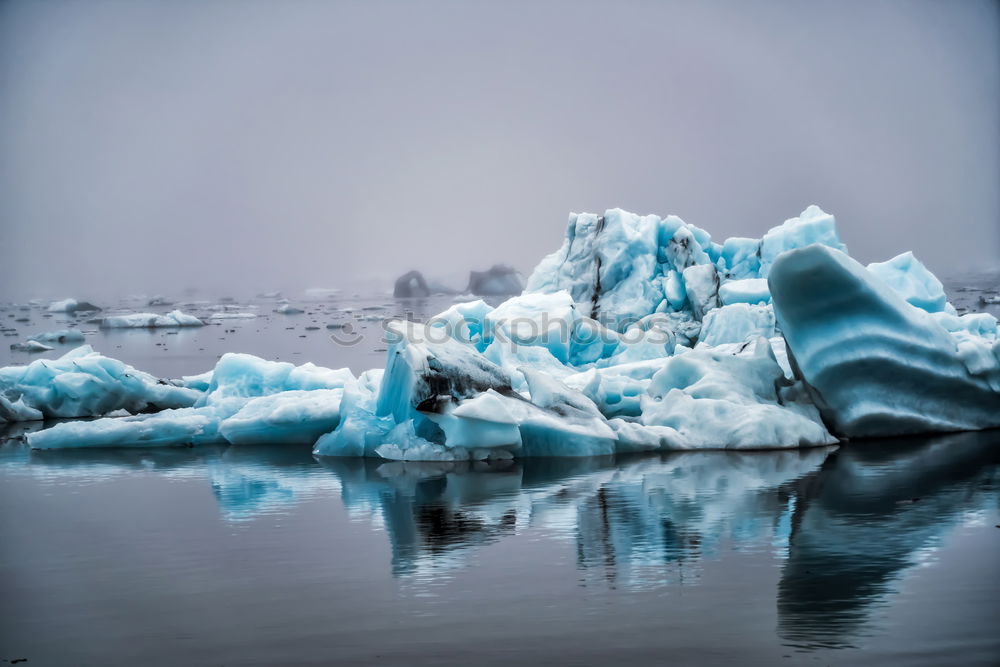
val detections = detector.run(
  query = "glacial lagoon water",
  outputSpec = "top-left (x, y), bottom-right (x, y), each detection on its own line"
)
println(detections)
top-left (1, 285), bottom-right (999, 665)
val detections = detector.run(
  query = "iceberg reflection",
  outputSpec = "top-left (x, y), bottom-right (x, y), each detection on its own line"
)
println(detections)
top-left (318, 448), bottom-right (835, 583)
top-left (778, 430), bottom-right (1000, 649)
top-left (3, 426), bottom-right (996, 650)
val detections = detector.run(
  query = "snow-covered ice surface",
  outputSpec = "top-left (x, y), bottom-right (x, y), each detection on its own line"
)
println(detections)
top-left (2, 204), bottom-right (998, 456)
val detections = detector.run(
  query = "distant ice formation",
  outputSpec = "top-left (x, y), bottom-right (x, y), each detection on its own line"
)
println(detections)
top-left (4, 204), bottom-right (998, 454)
top-left (100, 310), bottom-right (203, 328)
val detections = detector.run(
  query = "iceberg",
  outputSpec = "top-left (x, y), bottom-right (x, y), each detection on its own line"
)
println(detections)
top-left (24, 352), bottom-right (355, 448)
top-left (208, 311), bottom-right (257, 320)
top-left (218, 389), bottom-right (345, 445)
top-left (524, 205), bottom-right (846, 331)
top-left (769, 244), bottom-right (1000, 437)
top-left (9, 340), bottom-right (53, 353)
top-left (47, 298), bottom-right (101, 313)
top-left (100, 310), bottom-right (203, 328)
top-left (28, 329), bottom-right (86, 344)
top-left (466, 264), bottom-right (524, 296)
top-left (0, 345), bottom-right (201, 421)
top-left (10, 203), bottom-right (999, 456)
top-left (27, 406), bottom-right (225, 449)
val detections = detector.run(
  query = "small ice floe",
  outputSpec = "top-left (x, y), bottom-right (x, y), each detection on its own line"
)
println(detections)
top-left (9, 340), bottom-right (53, 352)
top-left (47, 298), bottom-right (101, 314)
top-left (100, 310), bottom-right (204, 328)
top-left (27, 329), bottom-right (86, 344)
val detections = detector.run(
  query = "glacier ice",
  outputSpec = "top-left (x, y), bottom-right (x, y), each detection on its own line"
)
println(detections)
top-left (22, 352), bottom-right (355, 448)
top-left (630, 338), bottom-right (836, 449)
top-left (7, 202), bottom-right (999, 456)
top-left (718, 278), bottom-right (770, 306)
top-left (866, 251), bottom-right (948, 314)
top-left (697, 304), bottom-right (776, 348)
top-left (100, 310), bottom-right (203, 328)
top-left (9, 340), bottom-right (53, 353)
top-left (28, 329), bottom-right (86, 344)
top-left (0, 345), bottom-right (201, 421)
top-left (769, 244), bottom-right (1000, 437)
top-left (218, 389), bottom-right (345, 445)
top-left (47, 298), bottom-right (101, 313)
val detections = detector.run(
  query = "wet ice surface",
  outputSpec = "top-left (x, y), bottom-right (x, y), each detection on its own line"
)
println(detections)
top-left (0, 429), bottom-right (997, 666)
top-left (0, 283), bottom-right (998, 665)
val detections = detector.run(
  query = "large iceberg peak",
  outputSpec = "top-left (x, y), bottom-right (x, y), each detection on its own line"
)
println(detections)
top-left (525, 204), bottom-right (847, 333)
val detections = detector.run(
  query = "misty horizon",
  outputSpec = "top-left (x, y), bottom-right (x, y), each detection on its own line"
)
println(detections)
top-left (2, 0), bottom-right (998, 301)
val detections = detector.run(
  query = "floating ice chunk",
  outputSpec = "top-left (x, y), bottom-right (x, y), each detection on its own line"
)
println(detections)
top-left (23, 351), bottom-right (356, 445)
top-left (929, 311), bottom-right (999, 340)
top-left (769, 244), bottom-right (1000, 437)
top-left (0, 345), bottom-right (201, 421)
top-left (275, 304), bottom-right (304, 314)
top-left (100, 310), bottom-right (203, 328)
top-left (208, 312), bottom-right (257, 320)
top-left (10, 340), bottom-right (53, 352)
top-left (218, 389), bottom-right (345, 445)
top-left (635, 338), bottom-right (836, 449)
top-left (718, 278), bottom-right (770, 306)
top-left (27, 406), bottom-right (225, 449)
top-left (759, 205), bottom-right (847, 277)
top-left (200, 353), bottom-right (355, 405)
top-left (28, 329), bottom-right (86, 344)
top-left (466, 265), bottom-right (524, 296)
top-left (47, 298), bottom-right (78, 313)
top-left (697, 304), bottom-right (776, 347)
top-left (867, 252), bottom-right (947, 313)
top-left (46, 298), bottom-right (99, 313)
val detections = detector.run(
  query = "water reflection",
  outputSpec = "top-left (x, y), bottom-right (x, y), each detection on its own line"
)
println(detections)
top-left (2, 428), bottom-right (997, 650)
top-left (779, 431), bottom-right (999, 649)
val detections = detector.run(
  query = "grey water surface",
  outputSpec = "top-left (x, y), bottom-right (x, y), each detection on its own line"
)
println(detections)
top-left (1, 286), bottom-right (998, 666)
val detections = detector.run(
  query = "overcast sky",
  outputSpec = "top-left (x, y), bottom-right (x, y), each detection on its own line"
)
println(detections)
top-left (1, 0), bottom-right (997, 299)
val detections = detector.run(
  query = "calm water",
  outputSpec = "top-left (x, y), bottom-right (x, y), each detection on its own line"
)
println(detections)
top-left (1, 284), bottom-right (999, 665)
top-left (0, 431), bottom-right (998, 665)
